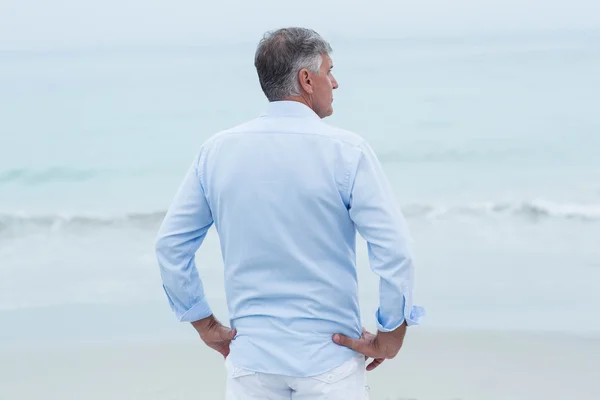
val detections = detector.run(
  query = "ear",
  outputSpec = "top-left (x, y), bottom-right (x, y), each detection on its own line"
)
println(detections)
top-left (298, 68), bottom-right (314, 94)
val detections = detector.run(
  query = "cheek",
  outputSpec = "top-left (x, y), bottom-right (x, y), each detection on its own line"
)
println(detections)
top-left (315, 78), bottom-right (332, 103)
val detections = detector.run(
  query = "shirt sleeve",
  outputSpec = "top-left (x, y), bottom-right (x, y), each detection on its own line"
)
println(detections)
top-left (348, 141), bottom-right (425, 332)
top-left (154, 151), bottom-right (214, 322)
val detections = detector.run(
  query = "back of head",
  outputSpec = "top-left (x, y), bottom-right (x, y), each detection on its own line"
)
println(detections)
top-left (254, 27), bottom-right (333, 102)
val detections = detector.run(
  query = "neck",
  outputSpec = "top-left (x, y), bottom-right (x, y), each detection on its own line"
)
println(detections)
top-left (280, 94), bottom-right (313, 111)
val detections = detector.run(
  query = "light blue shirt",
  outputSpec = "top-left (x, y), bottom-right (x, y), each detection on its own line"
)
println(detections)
top-left (155, 100), bottom-right (424, 377)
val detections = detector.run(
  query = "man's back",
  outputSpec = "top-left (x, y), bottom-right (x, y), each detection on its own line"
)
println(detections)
top-left (156, 27), bottom-right (423, 398)
top-left (156, 100), bottom-right (422, 378)
top-left (203, 101), bottom-right (365, 376)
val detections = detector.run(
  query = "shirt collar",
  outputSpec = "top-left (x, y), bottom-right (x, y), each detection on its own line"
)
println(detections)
top-left (261, 100), bottom-right (321, 120)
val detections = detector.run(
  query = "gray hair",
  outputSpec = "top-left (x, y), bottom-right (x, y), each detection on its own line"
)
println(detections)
top-left (254, 27), bottom-right (333, 101)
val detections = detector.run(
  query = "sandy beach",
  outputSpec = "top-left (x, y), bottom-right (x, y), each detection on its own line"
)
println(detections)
top-left (1, 328), bottom-right (598, 400)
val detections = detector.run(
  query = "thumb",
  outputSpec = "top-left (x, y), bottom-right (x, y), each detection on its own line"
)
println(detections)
top-left (218, 326), bottom-right (237, 341)
top-left (333, 333), bottom-right (362, 353)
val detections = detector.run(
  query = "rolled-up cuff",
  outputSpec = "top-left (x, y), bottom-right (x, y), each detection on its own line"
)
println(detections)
top-left (376, 295), bottom-right (425, 332)
top-left (178, 297), bottom-right (213, 322)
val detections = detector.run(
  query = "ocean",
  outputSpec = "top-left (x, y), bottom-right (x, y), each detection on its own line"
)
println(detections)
top-left (1, 31), bottom-right (599, 399)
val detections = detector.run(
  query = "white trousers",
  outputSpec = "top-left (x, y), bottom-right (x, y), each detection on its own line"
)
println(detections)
top-left (225, 354), bottom-right (370, 400)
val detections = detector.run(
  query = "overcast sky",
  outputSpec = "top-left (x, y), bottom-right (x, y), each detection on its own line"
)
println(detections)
top-left (1, 0), bottom-right (599, 50)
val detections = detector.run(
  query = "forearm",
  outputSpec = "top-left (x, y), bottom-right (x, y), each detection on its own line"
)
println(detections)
top-left (156, 241), bottom-right (214, 322)
top-left (155, 153), bottom-right (215, 322)
top-left (156, 230), bottom-right (213, 321)
top-left (348, 141), bottom-right (425, 331)
top-left (374, 254), bottom-right (423, 331)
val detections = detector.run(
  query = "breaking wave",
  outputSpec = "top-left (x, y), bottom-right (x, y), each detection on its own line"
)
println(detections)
top-left (401, 201), bottom-right (600, 221)
top-left (0, 211), bottom-right (166, 234)
top-left (1, 200), bottom-right (598, 237)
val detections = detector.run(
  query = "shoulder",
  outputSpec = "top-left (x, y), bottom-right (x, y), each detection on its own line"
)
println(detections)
top-left (194, 119), bottom-right (266, 160)
top-left (204, 120), bottom-right (259, 146)
top-left (319, 122), bottom-right (367, 148)
top-left (198, 118), bottom-right (372, 155)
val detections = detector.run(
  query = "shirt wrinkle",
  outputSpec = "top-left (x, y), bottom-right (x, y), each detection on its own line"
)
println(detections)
top-left (155, 100), bottom-right (424, 377)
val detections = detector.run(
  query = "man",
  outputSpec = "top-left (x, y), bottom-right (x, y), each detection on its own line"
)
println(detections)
top-left (155, 27), bottom-right (424, 399)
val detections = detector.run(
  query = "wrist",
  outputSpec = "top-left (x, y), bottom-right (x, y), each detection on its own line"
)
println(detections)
top-left (191, 314), bottom-right (217, 336)
top-left (377, 322), bottom-right (407, 341)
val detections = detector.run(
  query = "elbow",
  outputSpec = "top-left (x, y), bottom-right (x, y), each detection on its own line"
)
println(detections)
top-left (154, 232), bottom-right (190, 268)
top-left (154, 232), bottom-right (170, 259)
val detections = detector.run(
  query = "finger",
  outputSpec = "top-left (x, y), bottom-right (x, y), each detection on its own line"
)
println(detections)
top-left (332, 334), bottom-right (371, 357)
top-left (366, 358), bottom-right (384, 371)
top-left (219, 327), bottom-right (237, 341)
top-left (221, 345), bottom-right (231, 359)
top-left (362, 330), bottom-right (376, 341)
